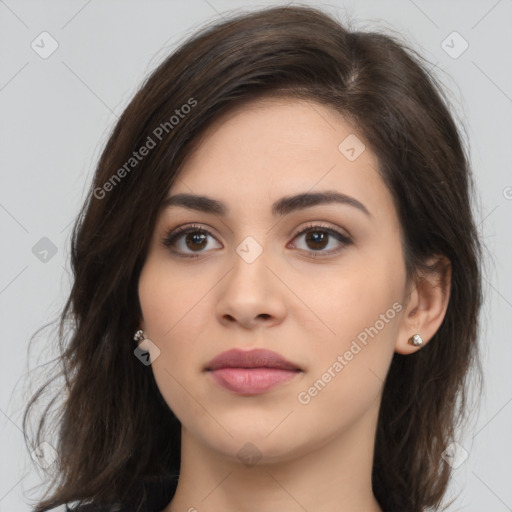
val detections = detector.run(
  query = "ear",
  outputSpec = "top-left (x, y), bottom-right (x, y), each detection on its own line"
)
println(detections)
top-left (395, 255), bottom-right (451, 354)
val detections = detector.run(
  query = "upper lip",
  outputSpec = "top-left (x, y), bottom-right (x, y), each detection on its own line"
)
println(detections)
top-left (205, 348), bottom-right (301, 371)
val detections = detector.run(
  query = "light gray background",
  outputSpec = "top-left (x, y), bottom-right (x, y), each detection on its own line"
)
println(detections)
top-left (1, 0), bottom-right (511, 510)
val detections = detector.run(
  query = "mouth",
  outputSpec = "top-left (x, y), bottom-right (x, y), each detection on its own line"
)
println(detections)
top-left (204, 348), bottom-right (302, 395)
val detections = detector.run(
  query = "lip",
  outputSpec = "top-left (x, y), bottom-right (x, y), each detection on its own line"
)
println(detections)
top-left (205, 348), bottom-right (301, 372)
top-left (204, 348), bottom-right (302, 395)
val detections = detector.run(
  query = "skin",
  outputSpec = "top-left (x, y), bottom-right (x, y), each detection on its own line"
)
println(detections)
top-left (137, 97), bottom-right (451, 512)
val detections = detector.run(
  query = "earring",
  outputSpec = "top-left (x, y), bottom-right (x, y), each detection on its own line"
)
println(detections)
top-left (134, 329), bottom-right (151, 353)
top-left (408, 334), bottom-right (423, 347)
top-left (134, 329), bottom-right (145, 342)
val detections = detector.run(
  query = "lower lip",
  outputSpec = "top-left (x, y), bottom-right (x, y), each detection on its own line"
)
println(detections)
top-left (208, 368), bottom-right (300, 395)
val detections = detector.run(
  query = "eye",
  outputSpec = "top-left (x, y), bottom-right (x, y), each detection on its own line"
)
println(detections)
top-left (288, 222), bottom-right (352, 257)
top-left (162, 223), bottom-right (221, 258)
top-left (162, 222), bottom-right (352, 259)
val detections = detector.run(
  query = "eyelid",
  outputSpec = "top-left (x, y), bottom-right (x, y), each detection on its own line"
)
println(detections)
top-left (290, 221), bottom-right (351, 242)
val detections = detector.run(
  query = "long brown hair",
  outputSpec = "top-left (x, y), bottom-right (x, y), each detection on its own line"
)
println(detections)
top-left (24, 5), bottom-right (483, 511)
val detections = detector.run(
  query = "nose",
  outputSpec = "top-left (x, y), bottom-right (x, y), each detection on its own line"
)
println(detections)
top-left (215, 245), bottom-right (287, 330)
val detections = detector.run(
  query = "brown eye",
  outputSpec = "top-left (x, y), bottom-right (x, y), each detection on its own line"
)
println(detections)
top-left (304, 230), bottom-right (329, 250)
top-left (290, 224), bottom-right (352, 257)
top-left (183, 231), bottom-right (208, 251)
top-left (162, 222), bottom-right (352, 259)
top-left (163, 224), bottom-right (221, 258)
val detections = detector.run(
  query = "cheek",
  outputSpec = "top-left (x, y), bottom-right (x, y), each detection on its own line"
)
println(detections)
top-left (138, 257), bottom-right (215, 404)
top-left (300, 257), bottom-right (403, 342)
top-left (294, 278), bottom-right (401, 432)
top-left (298, 253), bottom-right (404, 403)
top-left (138, 257), bottom-right (212, 339)
top-left (137, 279), bottom-right (189, 427)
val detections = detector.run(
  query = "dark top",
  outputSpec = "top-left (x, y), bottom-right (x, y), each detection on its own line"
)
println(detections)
top-left (64, 473), bottom-right (179, 512)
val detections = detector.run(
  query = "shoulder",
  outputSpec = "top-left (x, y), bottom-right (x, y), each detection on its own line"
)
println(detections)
top-left (64, 472), bottom-right (179, 512)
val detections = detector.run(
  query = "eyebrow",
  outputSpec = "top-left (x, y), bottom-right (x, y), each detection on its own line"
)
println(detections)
top-left (162, 191), bottom-right (372, 218)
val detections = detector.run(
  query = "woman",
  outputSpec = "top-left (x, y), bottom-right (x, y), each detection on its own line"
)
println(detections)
top-left (24, 5), bottom-right (483, 512)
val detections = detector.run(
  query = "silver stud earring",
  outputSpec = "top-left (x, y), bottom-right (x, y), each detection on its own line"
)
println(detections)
top-left (134, 329), bottom-right (145, 342)
top-left (408, 334), bottom-right (423, 347)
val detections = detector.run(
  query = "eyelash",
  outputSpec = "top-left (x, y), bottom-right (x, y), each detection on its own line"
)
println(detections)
top-left (161, 222), bottom-right (352, 260)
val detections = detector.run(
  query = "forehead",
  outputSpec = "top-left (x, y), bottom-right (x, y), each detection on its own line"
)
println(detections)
top-left (182, 96), bottom-right (360, 170)
top-left (169, 97), bottom-right (392, 220)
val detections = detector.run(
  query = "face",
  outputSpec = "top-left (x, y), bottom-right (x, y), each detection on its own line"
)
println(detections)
top-left (138, 97), bottom-right (409, 464)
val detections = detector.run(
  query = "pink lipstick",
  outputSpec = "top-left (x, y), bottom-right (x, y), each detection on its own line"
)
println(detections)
top-left (204, 348), bottom-right (302, 395)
